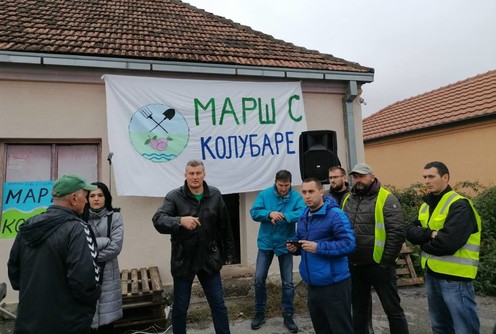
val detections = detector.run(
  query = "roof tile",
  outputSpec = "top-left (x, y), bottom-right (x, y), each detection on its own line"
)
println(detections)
top-left (363, 70), bottom-right (496, 141)
top-left (0, 0), bottom-right (372, 73)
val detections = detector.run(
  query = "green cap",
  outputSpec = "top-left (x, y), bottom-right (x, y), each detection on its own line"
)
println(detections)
top-left (52, 175), bottom-right (97, 197)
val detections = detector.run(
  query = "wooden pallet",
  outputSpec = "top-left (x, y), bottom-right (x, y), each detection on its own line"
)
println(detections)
top-left (396, 244), bottom-right (424, 286)
top-left (115, 266), bottom-right (166, 328)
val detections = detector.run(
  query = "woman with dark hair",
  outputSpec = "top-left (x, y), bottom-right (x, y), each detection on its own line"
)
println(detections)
top-left (84, 182), bottom-right (124, 334)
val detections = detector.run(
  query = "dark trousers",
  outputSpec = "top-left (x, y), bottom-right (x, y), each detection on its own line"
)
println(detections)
top-left (307, 278), bottom-right (353, 334)
top-left (91, 323), bottom-right (114, 334)
top-left (172, 270), bottom-right (230, 334)
top-left (350, 264), bottom-right (409, 334)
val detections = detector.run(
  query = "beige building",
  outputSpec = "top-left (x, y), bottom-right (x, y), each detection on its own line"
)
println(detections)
top-left (0, 0), bottom-right (374, 304)
top-left (363, 70), bottom-right (496, 189)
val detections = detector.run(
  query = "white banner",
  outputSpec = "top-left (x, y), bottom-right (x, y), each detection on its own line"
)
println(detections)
top-left (103, 75), bottom-right (307, 197)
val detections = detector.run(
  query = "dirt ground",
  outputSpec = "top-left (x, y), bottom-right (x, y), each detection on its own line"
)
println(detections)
top-left (1, 286), bottom-right (495, 333)
top-left (186, 286), bottom-right (496, 333)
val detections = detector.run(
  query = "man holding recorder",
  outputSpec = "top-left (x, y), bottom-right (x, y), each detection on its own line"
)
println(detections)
top-left (288, 177), bottom-right (355, 334)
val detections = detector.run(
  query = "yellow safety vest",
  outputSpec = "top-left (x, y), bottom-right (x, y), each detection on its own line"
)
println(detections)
top-left (418, 191), bottom-right (481, 279)
top-left (342, 187), bottom-right (390, 263)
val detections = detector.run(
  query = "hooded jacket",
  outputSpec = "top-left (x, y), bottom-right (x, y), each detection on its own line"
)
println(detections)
top-left (152, 181), bottom-right (235, 279)
top-left (250, 185), bottom-right (305, 256)
top-left (8, 205), bottom-right (101, 334)
top-left (295, 198), bottom-right (355, 286)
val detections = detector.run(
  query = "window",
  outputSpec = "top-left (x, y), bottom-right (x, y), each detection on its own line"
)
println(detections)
top-left (5, 144), bottom-right (99, 182)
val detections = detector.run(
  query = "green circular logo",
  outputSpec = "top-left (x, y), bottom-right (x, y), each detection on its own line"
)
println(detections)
top-left (128, 104), bottom-right (189, 163)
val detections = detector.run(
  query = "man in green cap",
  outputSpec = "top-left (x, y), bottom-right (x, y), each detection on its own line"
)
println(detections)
top-left (8, 175), bottom-right (102, 334)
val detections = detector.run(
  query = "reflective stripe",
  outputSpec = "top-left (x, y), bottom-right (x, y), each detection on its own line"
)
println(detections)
top-left (372, 188), bottom-right (390, 263)
top-left (463, 243), bottom-right (480, 252)
top-left (419, 191), bottom-right (482, 279)
top-left (342, 189), bottom-right (389, 264)
top-left (439, 192), bottom-right (459, 215)
top-left (375, 240), bottom-right (385, 248)
top-left (422, 251), bottom-right (479, 267)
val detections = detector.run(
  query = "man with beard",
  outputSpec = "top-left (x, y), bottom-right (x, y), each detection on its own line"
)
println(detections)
top-left (342, 163), bottom-right (409, 334)
top-left (324, 166), bottom-right (350, 206)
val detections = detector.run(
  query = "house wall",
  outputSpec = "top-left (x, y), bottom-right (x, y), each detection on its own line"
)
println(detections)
top-left (364, 120), bottom-right (496, 189)
top-left (0, 65), bottom-right (365, 303)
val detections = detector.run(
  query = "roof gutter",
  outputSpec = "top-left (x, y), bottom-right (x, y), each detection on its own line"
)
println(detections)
top-left (343, 80), bottom-right (359, 170)
top-left (0, 51), bottom-right (374, 83)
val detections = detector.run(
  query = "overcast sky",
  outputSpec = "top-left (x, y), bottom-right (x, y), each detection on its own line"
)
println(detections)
top-left (184, 0), bottom-right (496, 118)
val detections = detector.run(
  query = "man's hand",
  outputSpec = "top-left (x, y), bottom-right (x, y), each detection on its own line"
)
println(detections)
top-left (180, 216), bottom-right (201, 230)
top-left (300, 240), bottom-right (317, 253)
top-left (286, 241), bottom-right (300, 253)
top-left (269, 211), bottom-right (285, 224)
top-left (431, 230), bottom-right (438, 239)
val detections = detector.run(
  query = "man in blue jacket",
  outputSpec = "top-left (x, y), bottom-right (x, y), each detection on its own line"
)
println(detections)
top-left (250, 170), bottom-right (305, 333)
top-left (288, 177), bottom-right (355, 334)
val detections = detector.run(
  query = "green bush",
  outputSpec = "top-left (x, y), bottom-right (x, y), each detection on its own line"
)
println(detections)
top-left (473, 186), bottom-right (496, 296)
top-left (388, 182), bottom-right (496, 296)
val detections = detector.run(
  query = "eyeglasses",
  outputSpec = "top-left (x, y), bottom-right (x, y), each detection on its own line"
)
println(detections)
top-left (329, 175), bottom-right (345, 180)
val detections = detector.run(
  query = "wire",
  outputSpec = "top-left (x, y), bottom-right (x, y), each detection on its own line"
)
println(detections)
top-left (121, 323), bottom-right (172, 334)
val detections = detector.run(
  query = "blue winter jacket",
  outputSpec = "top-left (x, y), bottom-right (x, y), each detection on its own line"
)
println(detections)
top-left (250, 185), bottom-right (306, 256)
top-left (295, 198), bottom-right (355, 286)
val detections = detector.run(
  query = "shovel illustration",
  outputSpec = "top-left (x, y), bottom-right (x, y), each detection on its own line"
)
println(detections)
top-left (150, 108), bottom-right (176, 132)
top-left (140, 107), bottom-right (168, 133)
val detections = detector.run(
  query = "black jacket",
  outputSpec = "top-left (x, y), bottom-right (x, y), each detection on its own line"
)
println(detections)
top-left (8, 205), bottom-right (101, 334)
top-left (406, 185), bottom-right (478, 281)
top-left (343, 178), bottom-right (406, 266)
top-left (324, 182), bottom-right (350, 207)
top-left (152, 181), bottom-right (235, 279)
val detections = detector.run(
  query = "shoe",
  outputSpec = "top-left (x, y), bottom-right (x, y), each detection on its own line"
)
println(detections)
top-left (284, 316), bottom-right (298, 333)
top-left (251, 312), bottom-right (265, 330)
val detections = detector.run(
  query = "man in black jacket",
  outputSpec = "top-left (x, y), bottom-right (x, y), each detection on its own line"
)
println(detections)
top-left (324, 166), bottom-right (350, 206)
top-left (8, 175), bottom-right (101, 334)
top-left (342, 163), bottom-right (409, 334)
top-left (406, 161), bottom-right (481, 333)
top-left (326, 165), bottom-right (375, 334)
top-left (152, 160), bottom-right (235, 334)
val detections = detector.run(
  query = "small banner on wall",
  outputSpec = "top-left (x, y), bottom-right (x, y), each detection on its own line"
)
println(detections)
top-left (103, 75), bottom-right (307, 197)
top-left (1, 181), bottom-right (53, 239)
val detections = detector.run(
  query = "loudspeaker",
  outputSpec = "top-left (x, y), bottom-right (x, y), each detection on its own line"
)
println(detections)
top-left (299, 130), bottom-right (340, 184)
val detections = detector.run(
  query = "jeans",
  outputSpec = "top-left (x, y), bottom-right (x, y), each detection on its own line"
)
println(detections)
top-left (350, 264), bottom-right (409, 334)
top-left (425, 273), bottom-right (480, 334)
top-left (307, 278), bottom-right (352, 334)
top-left (172, 270), bottom-right (230, 334)
top-left (254, 249), bottom-right (294, 316)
